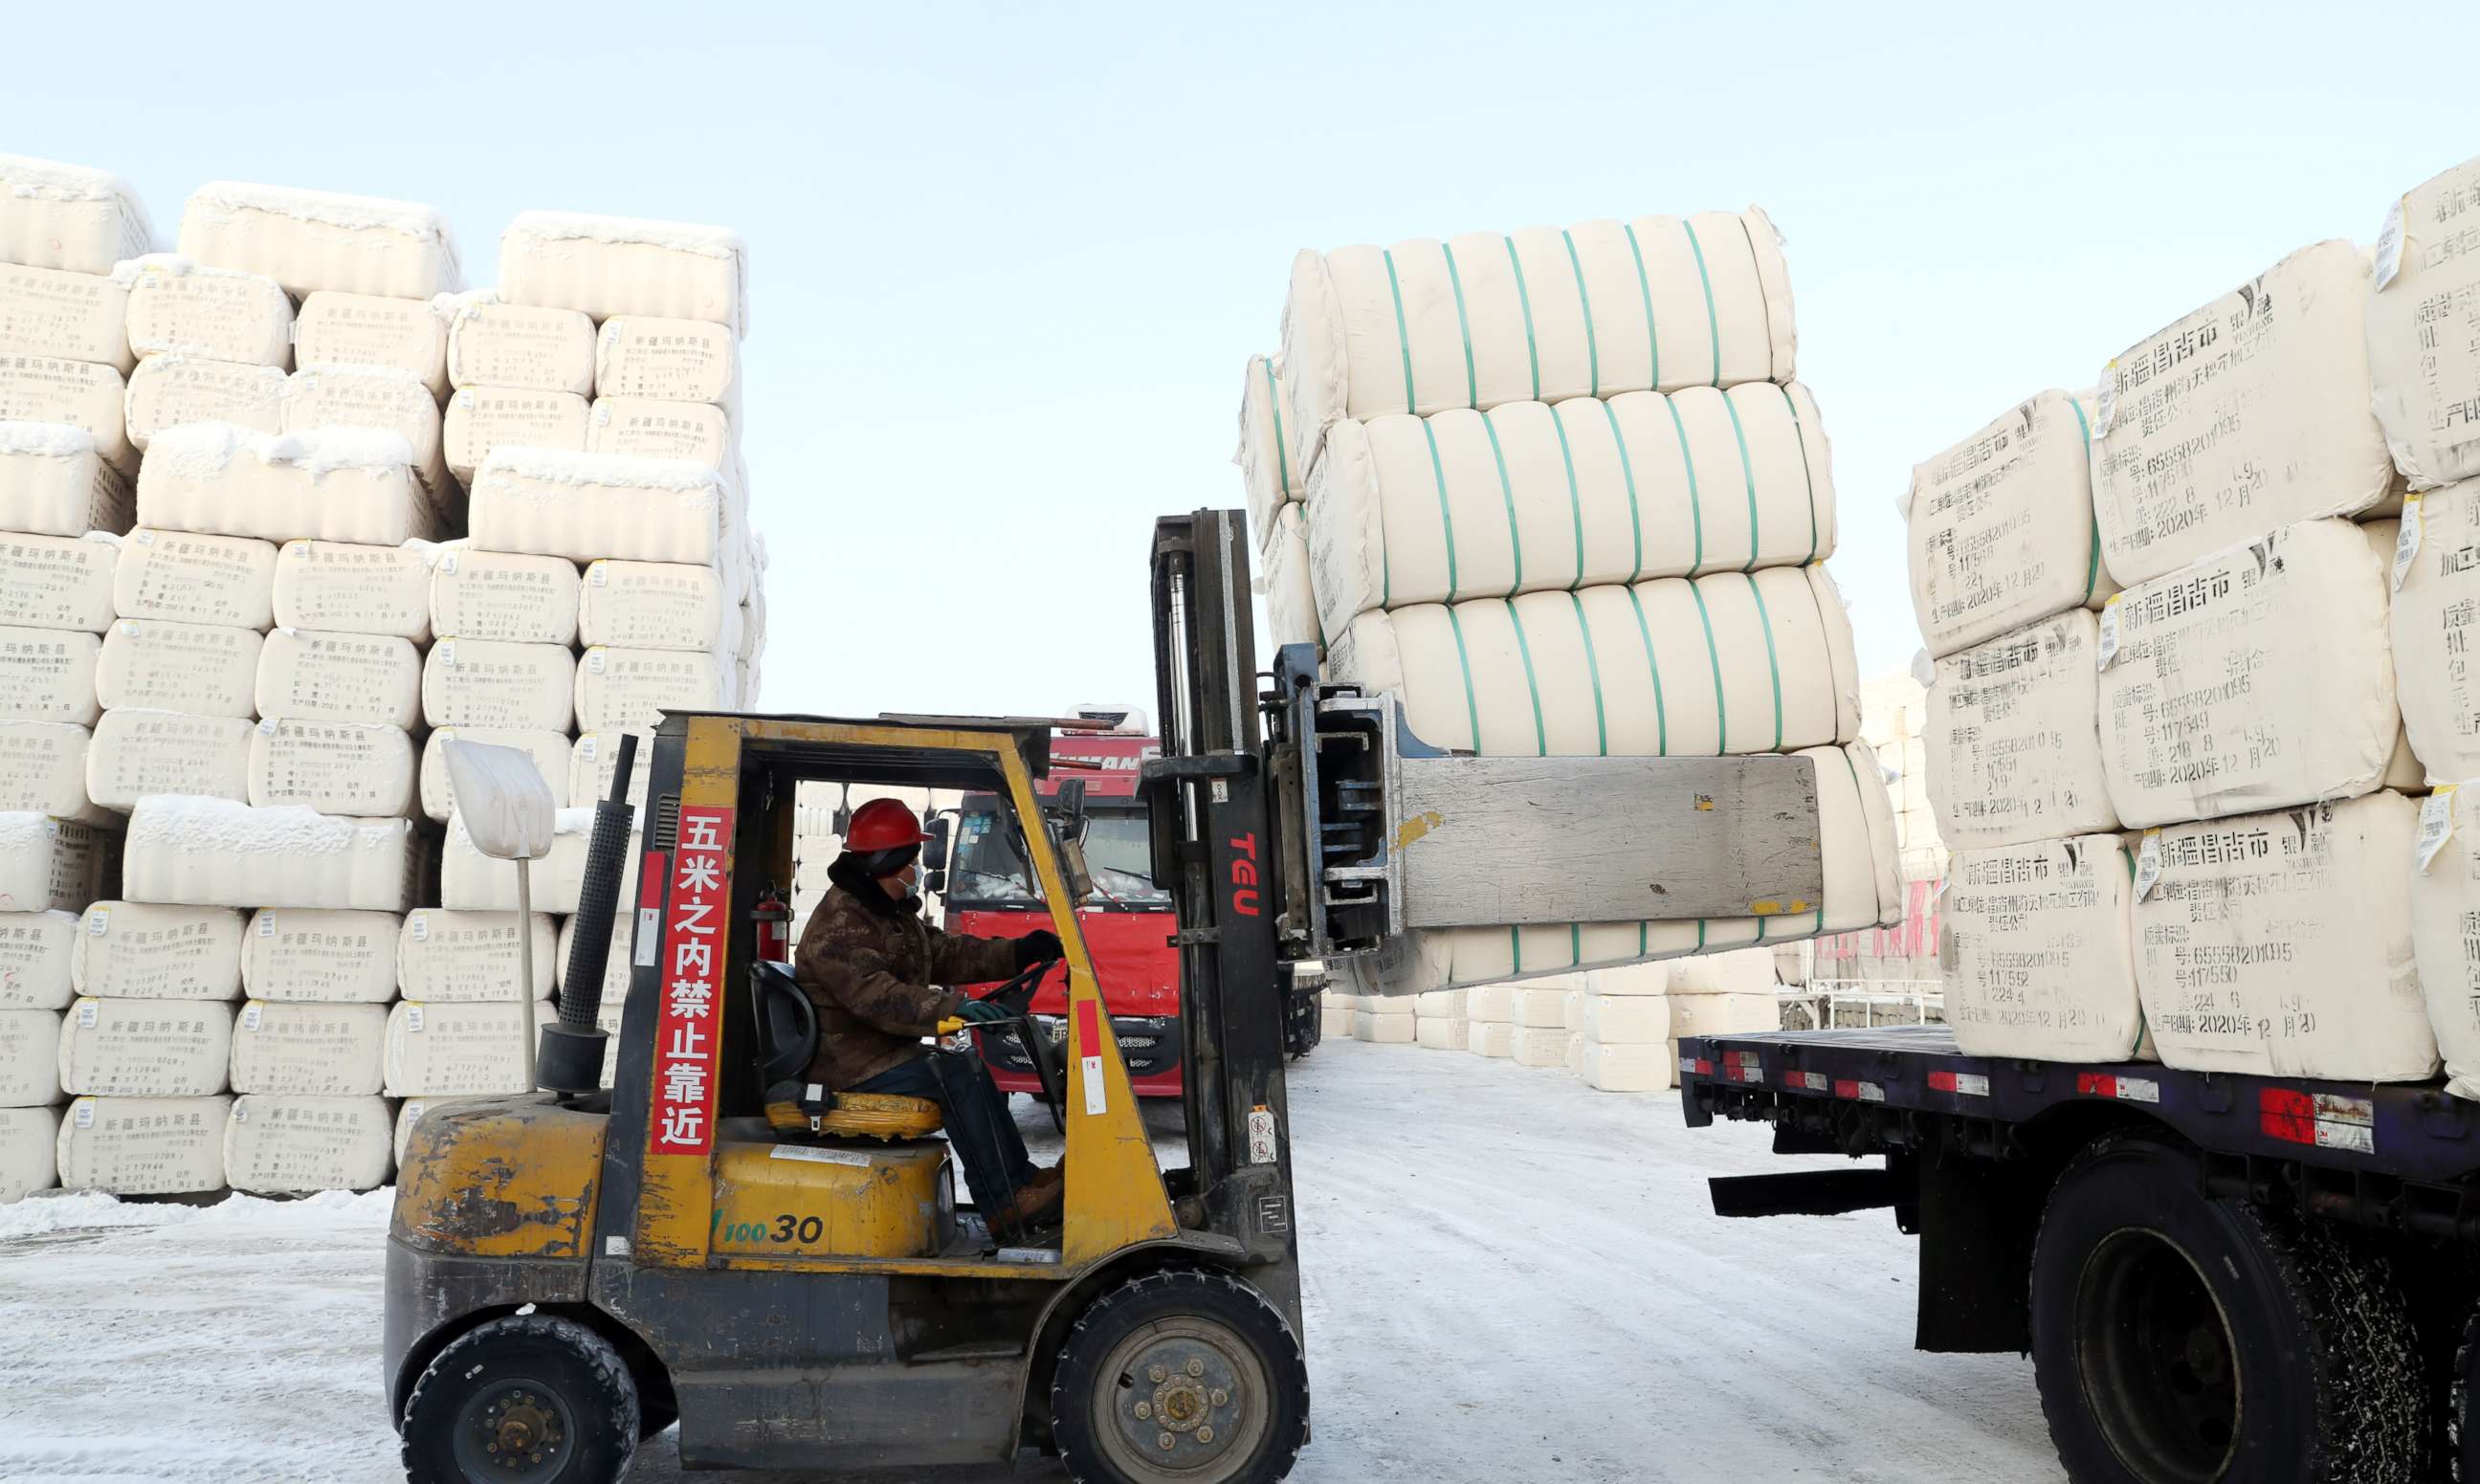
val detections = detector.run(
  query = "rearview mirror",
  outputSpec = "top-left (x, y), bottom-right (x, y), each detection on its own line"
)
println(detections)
top-left (921, 813), bottom-right (952, 873)
top-left (1059, 836), bottom-right (1095, 903)
top-left (1051, 778), bottom-right (1089, 844)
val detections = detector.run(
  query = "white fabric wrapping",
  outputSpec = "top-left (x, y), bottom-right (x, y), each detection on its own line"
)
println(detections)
top-left (1307, 383), bottom-right (1833, 641)
top-left (578, 560), bottom-right (726, 652)
top-left (0, 264), bottom-right (133, 369)
top-left (0, 815), bottom-right (113, 913)
top-left (123, 355), bottom-right (286, 451)
top-left (574, 646), bottom-right (729, 734)
top-left (587, 396), bottom-right (735, 469)
top-left (0, 155), bottom-right (156, 276)
top-left (1942, 835), bottom-right (2140, 1062)
top-left (2099, 519), bottom-right (2415, 828)
top-left (501, 215), bottom-right (746, 337)
top-left (383, 999), bottom-right (551, 1096)
top-left (1325, 565), bottom-right (1858, 757)
top-left (1, 531), bottom-right (119, 631)
top-left (1507, 986), bottom-right (1566, 1029)
top-left (1579, 994), bottom-right (1670, 1044)
top-left (2368, 154), bottom-right (2480, 489)
top-left (1580, 1041), bottom-right (1673, 1093)
top-left (239, 909), bottom-right (401, 1005)
top-left (442, 388), bottom-right (588, 482)
top-left (1259, 503), bottom-right (1320, 653)
top-left (177, 183), bottom-right (460, 300)
top-left (1411, 988), bottom-right (1466, 1018)
top-left (0, 1105), bottom-right (57, 1200)
top-left (2411, 784), bottom-right (2480, 1098)
top-left (429, 547), bottom-right (582, 645)
top-left (421, 638), bottom-right (576, 731)
top-left (119, 260), bottom-right (293, 367)
top-left (136, 423), bottom-right (431, 546)
top-left (1583, 963), bottom-right (1670, 996)
top-left (567, 733), bottom-right (653, 812)
top-left (55, 1095), bottom-right (229, 1195)
top-left (223, 1094), bottom-right (392, 1192)
top-left (1414, 1017), bottom-right (1467, 1051)
top-left (256, 629), bottom-right (423, 729)
top-left (273, 540), bottom-right (434, 643)
top-left (466, 450), bottom-right (726, 567)
top-left (0, 910), bottom-right (78, 1010)
top-left (122, 799), bottom-right (427, 913)
top-left (0, 626), bottom-right (100, 724)
top-left (87, 708), bottom-right (255, 810)
top-left (593, 316), bottom-right (739, 405)
top-left (0, 425), bottom-right (132, 539)
top-left (58, 997), bottom-right (233, 1096)
top-left (0, 720), bottom-right (103, 822)
top-left (1237, 353), bottom-right (1301, 547)
top-left (1925, 609), bottom-right (2118, 850)
top-left (227, 1001), bottom-right (387, 1096)
top-left (446, 300), bottom-right (597, 394)
top-left (0, 1008), bottom-right (62, 1107)
top-left (440, 809), bottom-right (639, 916)
top-left (397, 910), bottom-right (557, 1003)
top-left (293, 292), bottom-right (450, 397)
top-left (1351, 1009), bottom-right (1416, 1044)
top-left (98, 619), bottom-right (262, 717)
top-left (282, 366), bottom-right (447, 497)
top-left (113, 527), bottom-right (277, 627)
top-left (420, 728), bottom-right (572, 825)
top-left (247, 720), bottom-right (416, 816)
top-left (70, 901), bottom-right (244, 1001)
top-left (0, 355), bottom-right (131, 473)
top-left (1906, 389), bottom-right (2113, 656)
top-left (2092, 241), bottom-right (2395, 586)
top-left (2137, 792), bottom-right (2431, 1080)
top-left (2391, 480), bottom-right (2480, 782)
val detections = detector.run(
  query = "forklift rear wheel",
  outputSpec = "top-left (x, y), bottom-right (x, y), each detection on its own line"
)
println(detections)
top-left (400, 1315), bottom-right (641, 1484)
top-left (1051, 1268), bottom-right (1310, 1484)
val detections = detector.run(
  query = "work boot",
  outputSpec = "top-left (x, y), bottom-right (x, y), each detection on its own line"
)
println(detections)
top-left (991, 1173), bottom-right (1064, 1244)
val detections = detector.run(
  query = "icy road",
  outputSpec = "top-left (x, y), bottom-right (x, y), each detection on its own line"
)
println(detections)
top-left (0, 1038), bottom-right (2065, 1483)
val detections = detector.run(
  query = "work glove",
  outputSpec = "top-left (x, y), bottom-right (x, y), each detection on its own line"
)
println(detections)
top-left (957, 997), bottom-right (1010, 1024)
top-left (1013, 930), bottom-right (1065, 970)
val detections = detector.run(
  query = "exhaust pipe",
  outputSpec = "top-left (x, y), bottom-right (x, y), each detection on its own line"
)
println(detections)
top-left (535, 734), bottom-right (639, 1096)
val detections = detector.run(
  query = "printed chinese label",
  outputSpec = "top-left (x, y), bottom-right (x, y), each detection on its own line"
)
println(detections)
top-left (2420, 786), bottom-right (2458, 874)
top-left (649, 808), bottom-right (733, 1157)
top-left (2134, 829), bottom-right (2163, 900)
top-left (2394, 494), bottom-right (2421, 592)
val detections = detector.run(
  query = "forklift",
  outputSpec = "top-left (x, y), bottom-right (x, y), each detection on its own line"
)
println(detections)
top-left (385, 510), bottom-right (1827, 1482)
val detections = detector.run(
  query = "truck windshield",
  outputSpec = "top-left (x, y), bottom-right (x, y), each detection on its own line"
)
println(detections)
top-left (950, 804), bottom-right (1170, 909)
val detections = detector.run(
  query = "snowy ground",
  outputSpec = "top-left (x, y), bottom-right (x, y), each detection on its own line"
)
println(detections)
top-left (0, 1040), bottom-right (2066, 1483)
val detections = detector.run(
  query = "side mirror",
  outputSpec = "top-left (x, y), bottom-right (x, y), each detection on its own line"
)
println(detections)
top-left (1059, 836), bottom-right (1096, 904)
top-left (923, 868), bottom-right (948, 897)
top-left (921, 813), bottom-right (952, 873)
top-left (1052, 778), bottom-right (1089, 844)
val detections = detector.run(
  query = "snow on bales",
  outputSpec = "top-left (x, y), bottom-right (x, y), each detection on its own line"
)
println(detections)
top-left (117, 255), bottom-right (294, 368)
top-left (136, 423), bottom-right (429, 547)
top-left (0, 153), bottom-right (158, 276)
top-left (500, 211), bottom-right (746, 337)
top-left (465, 448), bottom-right (726, 567)
top-left (178, 181), bottom-right (460, 300)
top-left (0, 422), bottom-right (133, 537)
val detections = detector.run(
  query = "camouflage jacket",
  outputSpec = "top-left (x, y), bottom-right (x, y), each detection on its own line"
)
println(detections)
top-left (793, 853), bottom-right (1022, 1089)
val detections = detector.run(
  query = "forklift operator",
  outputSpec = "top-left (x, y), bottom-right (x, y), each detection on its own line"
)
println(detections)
top-left (793, 797), bottom-right (1068, 1238)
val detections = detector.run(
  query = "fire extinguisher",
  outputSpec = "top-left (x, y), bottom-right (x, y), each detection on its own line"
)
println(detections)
top-left (753, 884), bottom-right (793, 963)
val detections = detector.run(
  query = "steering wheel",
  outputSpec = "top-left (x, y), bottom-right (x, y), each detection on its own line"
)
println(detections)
top-left (962, 954), bottom-right (1071, 1133)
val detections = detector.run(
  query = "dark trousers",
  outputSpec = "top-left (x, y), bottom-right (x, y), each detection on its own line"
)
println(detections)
top-left (853, 1051), bottom-right (1036, 1214)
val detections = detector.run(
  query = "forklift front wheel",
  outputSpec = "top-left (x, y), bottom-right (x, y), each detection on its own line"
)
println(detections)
top-left (1051, 1268), bottom-right (1310, 1484)
top-left (400, 1314), bottom-right (642, 1484)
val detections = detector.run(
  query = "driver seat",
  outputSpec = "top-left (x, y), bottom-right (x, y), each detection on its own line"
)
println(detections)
top-left (752, 961), bottom-right (944, 1140)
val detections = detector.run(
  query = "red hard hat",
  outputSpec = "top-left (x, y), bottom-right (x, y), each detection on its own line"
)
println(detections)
top-left (846, 798), bottom-right (928, 853)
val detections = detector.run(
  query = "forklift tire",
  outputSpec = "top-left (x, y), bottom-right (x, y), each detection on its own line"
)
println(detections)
top-left (1051, 1267), bottom-right (1310, 1484)
top-left (400, 1314), bottom-right (641, 1484)
top-left (2453, 1305), bottom-right (2480, 1481)
top-left (2029, 1133), bottom-right (2425, 1484)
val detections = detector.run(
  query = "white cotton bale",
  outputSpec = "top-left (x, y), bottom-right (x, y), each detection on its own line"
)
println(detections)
top-left (227, 1000), bottom-right (387, 1096)
top-left (1325, 565), bottom-right (1858, 757)
top-left (2411, 785), bottom-right (2480, 1098)
top-left (273, 540), bottom-right (433, 643)
top-left (223, 1093), bottom-right (391, 1192)
top-left (2137, 792), bottom-right (2430, 1080)
top-left (293, 292), bottom-right (450, 397)
top-left (2092, 241), bottom-right (2395, 587)
top-left (593, 315), bottom-right (740, 404)
top-left (0, 1008), bottom-right (61, 1106)
top-left (503, 217), bottom-right (746, 337)
top-left (0, 720), bottom-right (100, 822)
top-left (428, 547), bottom-right (582, 646)
top-left (0, 911), bottom-right (77, 1010)
top-left (1260, 502), bottom-right (1321, 653)
top-left (2099, 519), bottom-right (2414, 828)
top-left (567, 732), bottom-right (652, 813)
top-left (1317, 1000), bottom-right (1353, 1040)
top-left (466, 449), bottom-right (725, 567)
top-left (86, 708), bottom-right (255, 810)
top-left (139, 423), bottom-right (430, 547)
top-left (1582, 1041), bottom-right (1674, 1093)
top-left (1237, 353), bottom-right (1302, 547)
top-left (1907, 389), bottom-right (2113, 656)
top-left (397, 909), bottom-right (556, 1003)
top-left (57, 997), bottom-right (233, 1096)
top-left (70, 901), bottom-right (245, 1001)
top-left (246, 720), bottom-right (416, 816)
top-left (113, 527), bottom-right (277, 627)
top-left (118, 258), bottom-right (292, 367)
top-left (421, 638), bottom-right (576, 731)
top-left (420, 728), bottom-right (571, 825)
top-left (441, 388), bottom-right (588, 482)
top-left (0, 354), bottom-right (131, 473)
top-left (282, 365), bottom-right (447, 497)
top-left (1351, 1009), bottom-right (1416, 1044)
top-left (0, 1104), bottom-right (58, 1200)
top-left (1580, 994), bottom-right (1671, 1044)
top-left (0, 531), bottom-right (119, 633)
top-left (0, 626), bottom-right (99, 724)
top-left (122, 798), bottom-right (426, 913)
top-left (2391, 482), bottom-right (2480, 781)
top-left (177, 182), bottom-right (459, 300)
top-left (55, 1095), bottom-right (229, 1195)
top-left (1508, 1026), bottom-right (1567, 1067)
top-left (0, 155), bottom-right (155, 276)
top-left (1667, 947), bottom-right (1777, 996)
top-left (1926, 610), bottom-right (2118, 850)
top-left (1507, 986), bottom-right (1567, 1029)
top-left (585, 396), bottom-right (734, 470)
top-left (383, 999), bottom-right (550, 1096)
top-left (446, 299), bottom-right (597, 395)
top-left (1414, 1016), bottom-right (1467, 1051)
top-left (577, 560), bottom-right (726, 652)
top-left (1662, 993), bottom-right (1779, 1038)
top-left (0, 263), bottom-right (132, 369)
top-left (256, 628), bottom-right (424, 729)
top-left (2368, 154), bottom-right (2480, 490)
top-left (574, 646), bottom-right (729, 734)
top-left (1306, 383), bottom-right (1833, 640)
top-left (239, 909), bottom-right (400, 1004)
top-left (123, 355), bottom-right (287, 451)
top-left (1583, 963), bottom-right (1670, 996)
top-left (0, 816), bottom-right (113, 914)
top-left (556, 909), bottom-right (633, 1011)
top-left (1467, 986), bottom-right (1517, 1023)
top-left (1410, 988), bottom-right (1466, 1019)
top-left (97, 619), bottom-right (261, 718)
top-left (1468, 1022), bottom-right (1515, 1057)
top-left (440, 809), bottom-right (639, 916)
top-left (1942, 835), bottom-right (2141, 1062)
top-left (0, 424), bottom-right (131, 539)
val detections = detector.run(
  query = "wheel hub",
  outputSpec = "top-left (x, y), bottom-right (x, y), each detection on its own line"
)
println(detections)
top-left (454, 1381), bottom-right (575, 1480)
top-left (1113, 1337), bottom-right (1251, 1472)
top-left (2076, 1228), bottom-right (2240, 1484)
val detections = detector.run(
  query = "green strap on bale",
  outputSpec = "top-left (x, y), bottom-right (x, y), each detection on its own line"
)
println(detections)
top-left (1262, 359), bottom-right (1292, 498)
top-left (1383, 249), bottom-right (1417, 413)
top-left (1561, 229), bottom-right (1600, 397)
top-left (1689, 581), bottom-right (1727, 752)
top-left (1723, 388), bottom-right (1760, 572)
top-left (1505, 598), bottom-right (1549, 757)
top-left (1446, 603), bottom-right (1484, 752)
top-left (1681, 219), bottom-right (1721, 388)
top-left (1443, 242), bottom-right (1478, 410)
top-left (2070, 397), bottom-right (2103, 603)
top-left (1623, 584), bottom-right (1671, 757)
top-left (1666, 395), bottom-right (1705, 572)
top-left (1624, 223), bottom-right (1661, 390)
top-left (1503, 236), bottom-right (1541, 402)
top-left (1742, 573), bottom-right (1785, 752)
top-left (1781, 385), bottom-right (1819, 565)
top-left (1552, 407), bottom-right (1585, 588)
top-left (1596, 399), bottom-right (1646, 582)
top-left (1567, 590), bottom-right (1608, 755)
top-left (1419, 419), bottom-right (1455, 605)
top-left (1482, 411), bottom-right (1522, 590)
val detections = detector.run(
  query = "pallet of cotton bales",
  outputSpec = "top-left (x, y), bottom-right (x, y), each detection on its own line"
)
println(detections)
top-left (86, 708), bottom-right (255, 810)
top-left (117, 257), bottom-right (293, 367)
top-left (1236, 353), bottom-right (1303, 548)
top-left (568, 733), bottom-right (652, 813)
top-left (1507, 1026), bottom-right (1567, 1067)
top-left (1906, 389), bottom-right (2114, 657)
top-left (587, 396), bottom-right (736, 468)
top-left (122, 797), bottom-right (428, 913)
top-left (58, 997), bottom-right (233, 1096)
top-left (2136, 792), bottom-right (2429, 1080)
top-left (1414, 1016), bottom-right (1467, 1051)
top-left (283, 365), bottom-right (449, 497)
top-left (1925, 610), bottom-right (2118, 850)
top-left (0, 815), bottom-right (115, 914)
top-left (594, 315), bottom-right (741, 406)
top-left (502, 214), bottom-right (747, 336)
top-left (70, 901), bottom-right (244, 1001)
top-left (446, 299), bottom-right (597, 395)
top-left (419, 728), bottom-right (572, 824)
top-left (55, 1095), bottom-right (230, 1194)
top-left (1259, 503), bottom-right (1320, 653)
top-left (2098, 519), bottom-right (2416, 829)
top-left (398, 910), bottom-right (557, 1003)
top-left (0, 626), bottom-right (100, 723)
top-left (1581, 1042), bottom-right (1672, 1093)
top-left (0, 720), bottom-right (106, 822)
top-left (2367, 155), bottom-right (2480, 489)
top-left (442, 388), bottom-right (589, 483)
top-left (466, 449), bottom-right (727, 567)
top-left (429, 547), bottom-right (583, 645)
top-left (224, 1094), bottom-right (392, 1193)
top-left (1304, 383), bottom-right (1833, 642)
top-left (575, 647), bottom-right (730, 734)
top-left (0, 425), bottom-right (132, 538)
top-left (1324, 565), bottom-right (1859, 758)
top-left (0, 154), bottom-right (156, 276)
top-left (441, 809), bottom-right (639, 916)
top-left (0, 1105), bottom-right (58, 1201)
top-left (227, 1000), bottom-right (387, 1096)
top-left (2091, 241), bottom-right (2397, 587)
top-left (114, 527), bottom-right (277, 627)
top-left (0, 1008), bottom-right (62, 1105)
top-left (0, 355), bottom-right (131, 473)
top-left (97, 618), bottom-right (262, 716)
top-left (247, 719), bottom-right (417, 816)
top-left (0, 910), bottom-right (78, 1009)
top-left (1279, 209), bottom-right (1796, 474)
top-left (258, 629), bottom-right (424, 729)
top-left (122, 355), bottom-right (288, 450)
top-left (1942, 835), bottom-right (2142, 1063)
top-left (177, 182), bottom-right (460, 300)
top-left (239, 909), bottom-right (400, 1004)
top-left (0, 263), bottom-right (133, 370)
top-left (2410, 785), bottom-right (2480, 1098)
top-left (577, 560), bottom-right (728, 651)
top-left (383, 999), bottom-right (550, 1096)
top-left (421, 638), bottom-right (576, 731)
top-left (2391, 481), bottom-right (2480, 780)
top-left (137, 425), bottom-right (432, 547)
top-left (0, 531), bottom-right (119, 631)
top-left (273, 540), bottom-right (434, 643)
top-left (293, 292), bottom-right (450, 396)
top-left (1351, 1008), bottom-right (1415, 1044)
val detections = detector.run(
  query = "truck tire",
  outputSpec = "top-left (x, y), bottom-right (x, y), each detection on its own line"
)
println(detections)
top-left (1051, 1267), bottom-right (1310, 1484)
top-left (2454, 1306), bottom-right (2480, 1481)
top-left (400, 1314), bottom-right (640, 1484)
top-left (2029, 1133), bottom-right (2425, 1484)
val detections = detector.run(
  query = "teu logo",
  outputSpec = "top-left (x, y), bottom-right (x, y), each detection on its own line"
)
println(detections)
top-left (1228, 831), bottom-right (1261, 917)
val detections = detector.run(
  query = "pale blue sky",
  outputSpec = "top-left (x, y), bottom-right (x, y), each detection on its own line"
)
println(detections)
top-left (8, 2), bottom-right (2477, 720)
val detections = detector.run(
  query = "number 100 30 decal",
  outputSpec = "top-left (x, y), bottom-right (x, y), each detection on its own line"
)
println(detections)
top-left (715, 1212), bottom-right (825, 1246)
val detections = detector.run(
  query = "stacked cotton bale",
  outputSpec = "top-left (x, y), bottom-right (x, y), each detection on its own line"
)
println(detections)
top-left (0, 156), bottom-right (150, 491)
top-left (1350, 991), bottom-right (1414, 1045)
top-left (1813, 674), bottom-right (1945, 986)
top-left (1410, 988), bottom-right (1466, 1051)
top-left (1252, 210), bottom-right (1899, 998)
top-left (1575, 962), bottom-right (1674, 1093)
top-left (53, 897), bottom-right (241, 1194)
